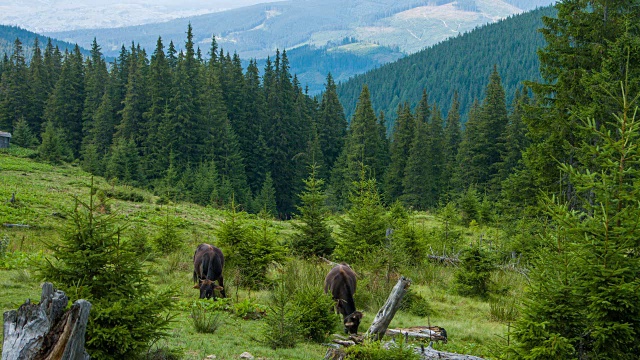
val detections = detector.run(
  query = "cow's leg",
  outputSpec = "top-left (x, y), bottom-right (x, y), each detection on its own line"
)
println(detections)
top-left (218, 275), bottom-right (226, 298)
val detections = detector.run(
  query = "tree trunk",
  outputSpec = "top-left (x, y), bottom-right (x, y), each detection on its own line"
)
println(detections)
top-left (365, 276), bottom-right (411, 340)
top-left (2, 282), bottom-right (91, 360)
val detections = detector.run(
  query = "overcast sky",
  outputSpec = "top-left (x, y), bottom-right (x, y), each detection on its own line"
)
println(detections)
top-left (0, 0), bottom-right (283, 32)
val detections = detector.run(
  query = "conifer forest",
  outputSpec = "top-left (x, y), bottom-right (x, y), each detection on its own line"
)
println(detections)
top-left (1, 1), bottom-right (639, 359)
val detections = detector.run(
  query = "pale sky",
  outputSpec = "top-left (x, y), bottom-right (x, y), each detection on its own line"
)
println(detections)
top-left (0, 0), bottom-right (283, 32)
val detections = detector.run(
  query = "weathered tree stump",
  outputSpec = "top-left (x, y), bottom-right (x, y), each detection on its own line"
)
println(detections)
top-left (2, 282), bottom-right (91, 360)
top-left (365, 276), bottom-right (411, 340)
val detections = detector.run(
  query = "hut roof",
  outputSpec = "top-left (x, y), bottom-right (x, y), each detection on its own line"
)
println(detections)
top-left (0, 131), bottom-right (11, 138)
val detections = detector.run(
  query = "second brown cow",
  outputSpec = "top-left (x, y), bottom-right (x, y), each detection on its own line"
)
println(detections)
top-left (193, 243), bottom-right (226, 300)
top-left (324, 263), bottom-right (363, 334)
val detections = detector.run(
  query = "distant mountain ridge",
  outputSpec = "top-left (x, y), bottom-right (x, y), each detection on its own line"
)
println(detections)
top-left (337, 6), bottom-right (556, 127)
top-left (46, 0), bottom-right (554, 59)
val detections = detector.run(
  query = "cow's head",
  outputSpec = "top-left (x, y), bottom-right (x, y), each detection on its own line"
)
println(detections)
top-left (193, 279), bottom-right (224, 299)
top-left (343, 311), bottom-right (363, 334)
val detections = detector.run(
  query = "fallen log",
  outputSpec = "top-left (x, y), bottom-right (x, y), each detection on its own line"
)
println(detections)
top-left (3, 223), bottom-right (31, 228)
top-left (2, 282), bottom-right (91, 360)
top-left (386, 326), bottom-right (448, 343)
top-left (412, 343), bottom-right (485, 360)
top-left (366, 276), bottom-right (411, 340)
top-left (426, 254), bottom-right (460, 265)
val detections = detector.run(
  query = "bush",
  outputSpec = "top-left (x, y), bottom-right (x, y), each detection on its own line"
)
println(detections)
top-left (400, 288), bottom-right (432, 317)
top-left (234, 298), bottom-right (267, 320)
top-left (153, 210), bottom-right (182, 254)
top-left (454, 245), bottom-right (495, 298)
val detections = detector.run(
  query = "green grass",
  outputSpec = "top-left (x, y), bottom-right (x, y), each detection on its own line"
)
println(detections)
top-left (0, 152), bottom-right (524, 359)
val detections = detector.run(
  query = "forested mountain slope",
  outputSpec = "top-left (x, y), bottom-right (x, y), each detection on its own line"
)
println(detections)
top-left (337, 6), bottom-right (555, 125)
top-left (0, 25), bottom-right (89, 59)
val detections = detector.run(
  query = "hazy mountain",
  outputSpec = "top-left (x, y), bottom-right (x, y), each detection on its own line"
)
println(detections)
top-left (44, 0), bottom-right (554, 59)
top-left (0, 0), bottom-right (280, 33)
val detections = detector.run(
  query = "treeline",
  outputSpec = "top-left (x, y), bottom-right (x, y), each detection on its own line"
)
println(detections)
top-left (0, 25), bottom-right (348, 217)
top-left (0, 22), bottom-right (529, 218)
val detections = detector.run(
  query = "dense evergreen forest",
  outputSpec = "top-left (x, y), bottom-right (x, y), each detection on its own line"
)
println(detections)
top-left (0, 21), bottom-right (532, 218)
top-left (338, 6), bottom-right (555, 125)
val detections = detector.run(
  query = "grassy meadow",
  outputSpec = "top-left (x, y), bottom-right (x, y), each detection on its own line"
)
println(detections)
top-left (0, 149), bottom-right (525, 359)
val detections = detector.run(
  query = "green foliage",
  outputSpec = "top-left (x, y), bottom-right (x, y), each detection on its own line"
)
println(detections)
top-left (38, 184), bottom-right (175, 360)
top-left (217, 202), bottom-right (282, 288)
top-left (253, 172), bottom-right (277, 217)
top-left (454, 245), bottom-right (495, 298)
top-left (11, 117), bottom-right (38, 148)
top-left (290, 164), bottom-right (334, 257)
top-left (284, 259), bottom-right (340, 343)
top-left (190, 300), bottom-right (224, 334)
top-left (344, 338), bottom-right (420, 360)
top-left (334, 173), bottom-right (387, 264)
top-left (457, 186), bottom-right (480, 226)
top-left (488, 296), bottom-right (518, 323)
top-left (400, 288), bottom-right (432, 317)
top-left (261, 279), bottom-right (301, 349)
top-left (153, 208), bottom-right (182, 254)
top-left (37, 120), bottom-right (71, 164)
top-left (233, 298), bottom-right (267, 320)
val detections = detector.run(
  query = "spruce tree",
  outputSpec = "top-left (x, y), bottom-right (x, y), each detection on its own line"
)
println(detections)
top-left (514, 77), bottom-right (640, 358)
top-left (38, 120), bottom-right (71, 164)
top-left (43, 46), bottom-right (85, 157)
top-left (39, 186), bottom-right (174, 359)
top-left (402, 111), bottom-right (431, 210)
top-left (384, 103), bottom-right (414, 204)
top-left (330, 85), bottom-right (387, 207)
top-left (81, 38), bottom-right (108, 152)
top-left (291, 164), bottom-right (334, 258)
top-left (253, 172), bottom-right (277, 217)
top-left (442, 91), bottom-right (462, 196)
top-left (28, 37), bottom-right (48, 137)
top-left (11, 116), bottom-right (38, 148)
top-left (0, 38), bottom-right (30, 132)
top-left (333, 167), bottom-right (386, 264)
top-left (318, 73), bottom-right (348, 172)
top-left (143, 37), bottom-right (172, 180)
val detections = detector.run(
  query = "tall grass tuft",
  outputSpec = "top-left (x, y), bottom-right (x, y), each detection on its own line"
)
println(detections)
top-left (190, 301), bottom-right (224, 334)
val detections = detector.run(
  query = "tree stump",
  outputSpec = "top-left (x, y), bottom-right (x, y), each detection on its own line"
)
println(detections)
top-left (2, 282), bottom-right (91, 360)
top-left (365, 276), bottom-right (411, 340)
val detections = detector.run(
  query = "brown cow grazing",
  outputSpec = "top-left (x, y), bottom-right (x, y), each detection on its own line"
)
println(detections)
top-left (193, 243), bottom-right (226, 299)
top-left (324, 263), bottom-right (363, 334)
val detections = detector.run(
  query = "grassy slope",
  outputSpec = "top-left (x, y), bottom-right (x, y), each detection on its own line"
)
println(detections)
top-left (0, 150), bottom-right (519, 359)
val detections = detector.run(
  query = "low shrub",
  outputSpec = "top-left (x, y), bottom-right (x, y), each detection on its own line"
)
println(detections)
top-left (234, 298), bottom-right (267, 320)
top-left (104, 188), bottom-right (146, 203)
top-left (400, 288), bottom-right (432, 317)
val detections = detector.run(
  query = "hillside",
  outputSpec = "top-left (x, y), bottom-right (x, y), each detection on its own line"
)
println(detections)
top-left (0, 25), bottom-right (90, 59)
top-left (337, 6), bottom-right (555, 125)
top-left (0, 149), bottom-right (518, 358)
